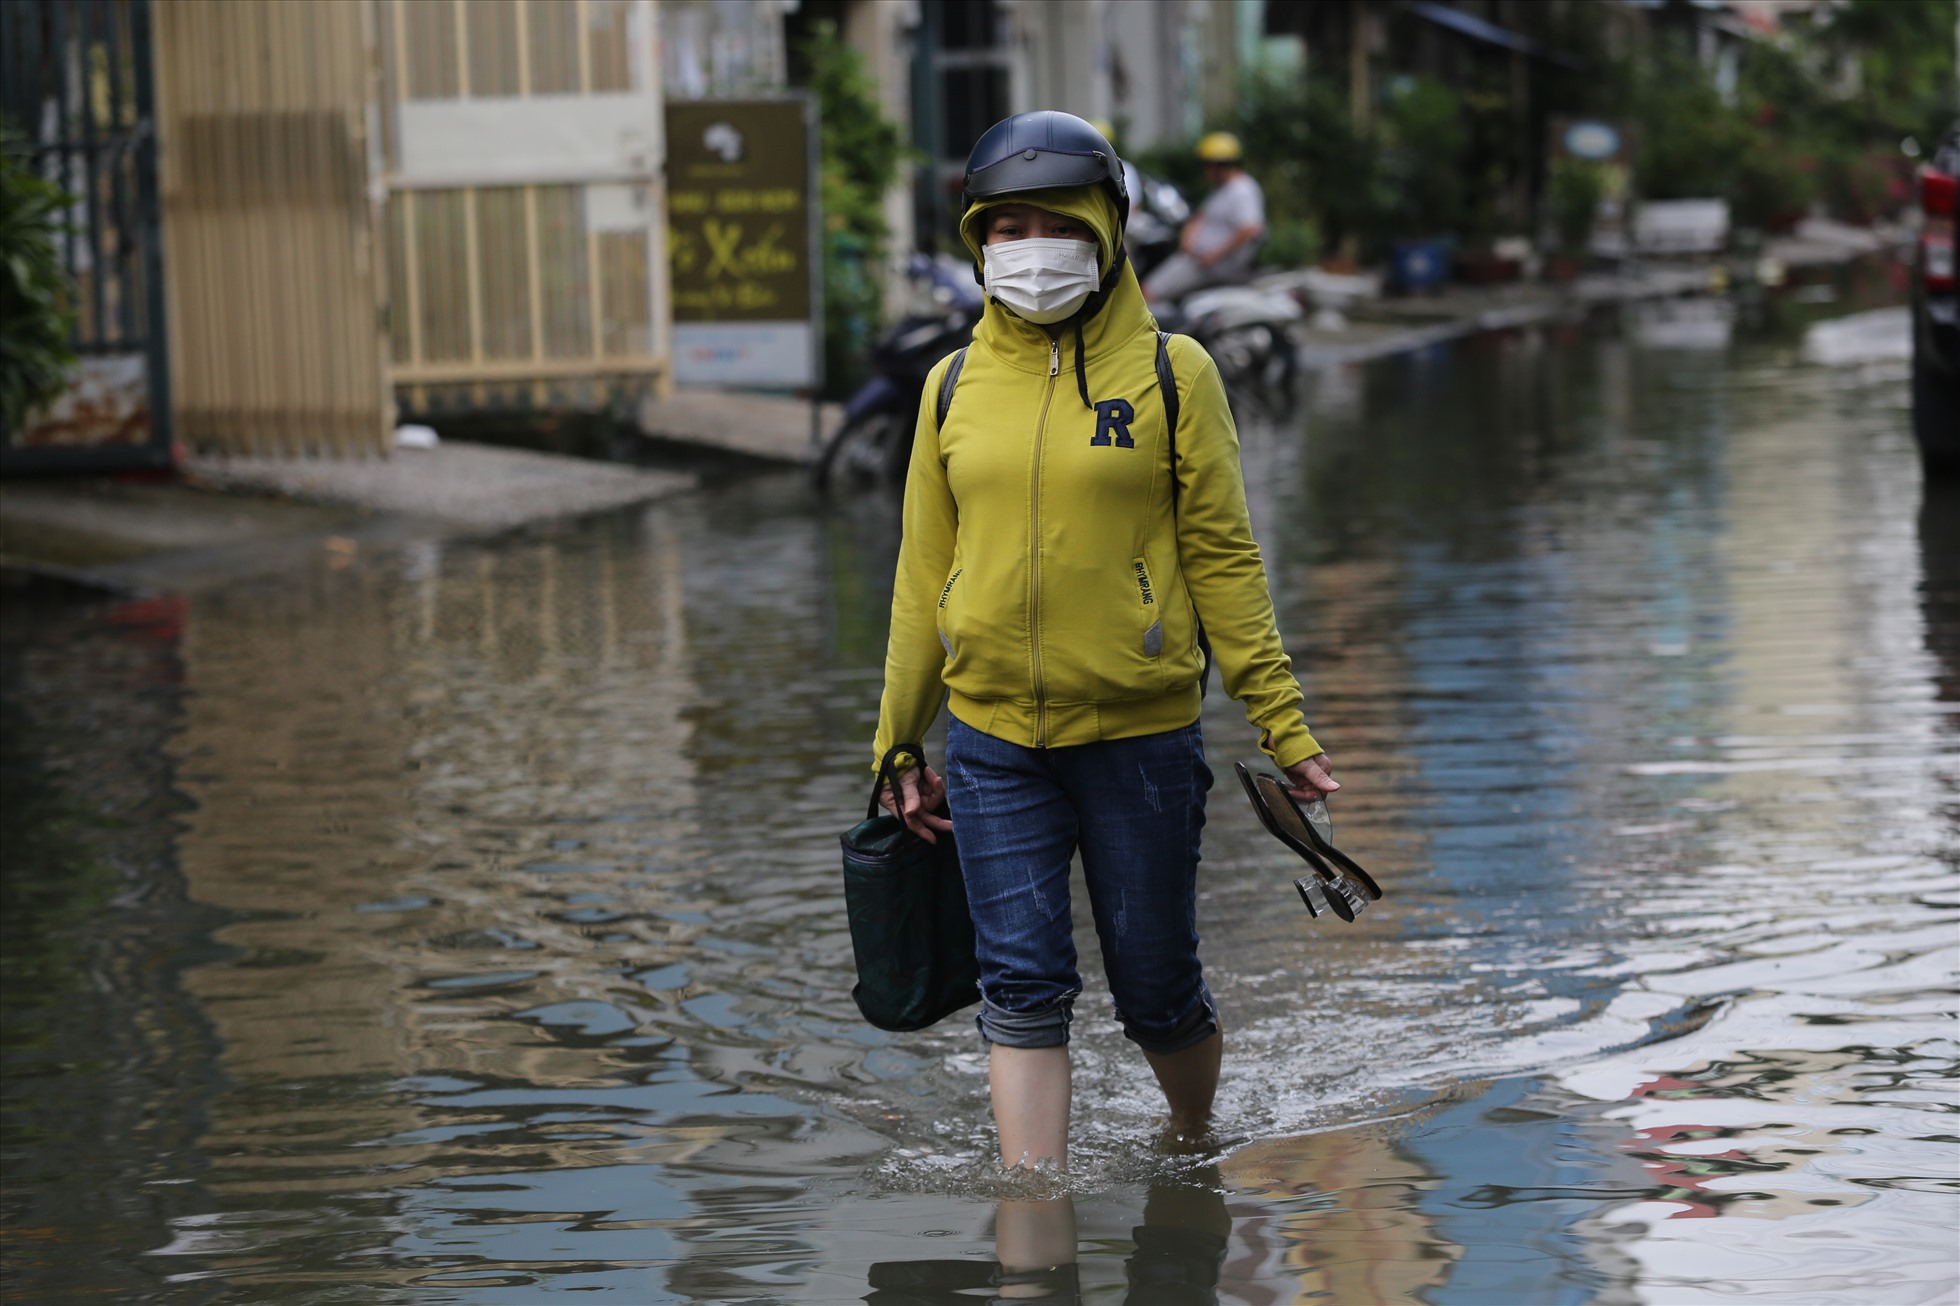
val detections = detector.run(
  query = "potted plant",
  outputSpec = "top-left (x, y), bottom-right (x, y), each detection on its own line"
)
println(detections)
top-left (1546, 159), bottom-right (1603, 282)
top-left (1377, 78), bottom-right (1467, 295)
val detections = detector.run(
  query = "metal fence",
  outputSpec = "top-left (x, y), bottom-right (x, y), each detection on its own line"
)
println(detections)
top-left (1, 0), bottom-right (173, 472)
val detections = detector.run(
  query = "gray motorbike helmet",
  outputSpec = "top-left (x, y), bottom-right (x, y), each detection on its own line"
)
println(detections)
top-left (962, 111), bottom-right (1129, 229)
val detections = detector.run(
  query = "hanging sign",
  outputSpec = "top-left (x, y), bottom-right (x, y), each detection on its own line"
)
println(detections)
top-left (1549, 116), bottom-right (1634, 256)
top-left (664, 97), bottom-right (820, 388)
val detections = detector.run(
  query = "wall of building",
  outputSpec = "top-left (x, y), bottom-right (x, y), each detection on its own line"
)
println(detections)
top-left (1015, 0), bottom-right (1111, 125)
top-left (659, 0), bottom-right (792, 99)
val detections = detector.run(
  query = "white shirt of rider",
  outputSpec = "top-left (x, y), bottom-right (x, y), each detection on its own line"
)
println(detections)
top-left (1188, 172), bottom-right (1265, 258)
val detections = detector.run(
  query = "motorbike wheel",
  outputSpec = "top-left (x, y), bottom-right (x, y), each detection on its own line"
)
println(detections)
top-left (1207, 324), bottom-right (1295, 407)
top-left (813, 409), bottom-right (910, 491)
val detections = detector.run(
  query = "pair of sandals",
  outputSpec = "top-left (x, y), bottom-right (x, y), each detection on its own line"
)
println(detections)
top-left (1234, 762), bottom-right (1384, 922)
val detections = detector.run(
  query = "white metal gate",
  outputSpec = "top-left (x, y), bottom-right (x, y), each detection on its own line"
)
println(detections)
top-left (375, 0), bottom-right (672, 413)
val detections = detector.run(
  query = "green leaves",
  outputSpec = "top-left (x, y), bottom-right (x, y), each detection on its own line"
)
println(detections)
top-left (0, 134), bottom-right (78, 437)
top-left (796, 21), bottom-right (906, 397)
top-left (1548, 160), bottom-right (1604, 253)
top-left (1631, 2), bottom-right (1957, 229)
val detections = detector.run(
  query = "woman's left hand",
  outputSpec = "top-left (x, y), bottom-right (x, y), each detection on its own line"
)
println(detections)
top-left (880, 764), bottom-right (953, 844)
top-left (1283, 753), bottom-right (1339, 804)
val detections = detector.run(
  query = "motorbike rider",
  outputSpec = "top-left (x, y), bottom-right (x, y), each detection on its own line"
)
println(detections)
top-left (1142, 132), bottom-right (1266, 305)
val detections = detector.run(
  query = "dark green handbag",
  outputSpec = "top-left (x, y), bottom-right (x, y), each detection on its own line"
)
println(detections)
top-left (840, 742), bottom-right (980, 1032)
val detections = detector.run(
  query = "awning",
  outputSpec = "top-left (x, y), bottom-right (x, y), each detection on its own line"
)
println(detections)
top-left (1404, 1), bottom-right (1586, 70)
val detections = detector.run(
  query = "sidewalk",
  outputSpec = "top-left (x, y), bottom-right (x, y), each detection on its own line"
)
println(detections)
top-left (1296, 263), bottom-right (1720, 367)
top-left (1, 441), bottom-right (694, 594)
top-left (1295, 218), bottom-right (1904, 368)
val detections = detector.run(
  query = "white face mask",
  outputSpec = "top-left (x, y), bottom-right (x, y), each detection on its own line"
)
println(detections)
top-left (982, 237), bottom-right (1101, 324)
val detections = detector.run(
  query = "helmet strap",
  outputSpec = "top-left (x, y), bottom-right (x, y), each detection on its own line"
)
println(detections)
top-left (1066, 245), bottom-right (1128, 409)
top-left (972, 241), bottom-right (1129, 411)
top-left (1074, 243), bottom-right (1127, 322)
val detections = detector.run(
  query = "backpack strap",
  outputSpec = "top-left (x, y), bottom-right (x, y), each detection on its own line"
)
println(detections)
top-left (934, 346), bottom-right (970, 430)
top-left (938, 335), bottom-right (1168, 435)
top-left (1156, 331), bottom-right (1212, 698)
top-left (1156, 331), bottom-right (1180, 459)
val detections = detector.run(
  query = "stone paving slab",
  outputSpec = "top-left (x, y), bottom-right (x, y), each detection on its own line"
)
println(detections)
top-left (186, 440), bottom-right (695, 528)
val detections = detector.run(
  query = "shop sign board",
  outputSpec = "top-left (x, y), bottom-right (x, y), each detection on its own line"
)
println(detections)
top-left (664, 98), bottom-right (820, 389)
top-left (1550, 117), bottom-right (1635, 257)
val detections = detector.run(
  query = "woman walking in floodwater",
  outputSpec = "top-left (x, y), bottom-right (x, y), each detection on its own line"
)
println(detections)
top-left (872, 111), bottom-right (1337, 1171)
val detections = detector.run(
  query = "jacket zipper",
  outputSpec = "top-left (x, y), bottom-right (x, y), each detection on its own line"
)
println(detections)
top-left (1031, 338), bottom-right (1060, 745)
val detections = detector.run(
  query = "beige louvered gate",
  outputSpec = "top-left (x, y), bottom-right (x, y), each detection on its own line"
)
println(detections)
top-left (153, 0), bottom-right (392, 458)
top-left (376, 0), bottom-right (671, 413)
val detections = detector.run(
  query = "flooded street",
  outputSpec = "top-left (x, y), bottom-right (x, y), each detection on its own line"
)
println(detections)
top-left (4, 301), bottom-right (1955, 1304)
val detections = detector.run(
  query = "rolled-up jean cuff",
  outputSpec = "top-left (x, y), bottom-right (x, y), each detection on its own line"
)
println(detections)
top-left (1122, 988), bottom-right (1218, 1056)
top-left (976, 997), bottom-right (1074, 1048)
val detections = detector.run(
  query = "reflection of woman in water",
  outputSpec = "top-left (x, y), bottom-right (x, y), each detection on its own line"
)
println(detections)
top-left (871, 111), bottom-right (1336, 1173)
top-left (866, 1185), bottom-right (1230, 1305)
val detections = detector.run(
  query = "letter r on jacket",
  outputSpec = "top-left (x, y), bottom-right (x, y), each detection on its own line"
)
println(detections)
top-left (1090, 398), bottom-right (1135, 448)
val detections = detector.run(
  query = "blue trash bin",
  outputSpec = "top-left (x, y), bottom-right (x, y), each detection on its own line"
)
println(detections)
top-left (1389, 238), bottom-right (1452, 295)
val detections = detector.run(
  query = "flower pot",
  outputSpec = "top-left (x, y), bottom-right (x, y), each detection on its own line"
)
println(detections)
top-left (1544, 254), bottom-right (1585, 283)
top-left (1455, 250), bottom-right (1521, 285)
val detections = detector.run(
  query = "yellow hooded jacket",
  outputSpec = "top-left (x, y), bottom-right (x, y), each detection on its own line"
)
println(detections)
top-left (872, 185), bottom-right (1321, 768)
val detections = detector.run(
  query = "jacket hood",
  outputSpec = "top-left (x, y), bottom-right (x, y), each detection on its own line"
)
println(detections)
top-left (959, 183), bottom-right (1123, 276)
top-left (959, 184), bottom-right (1154, 386)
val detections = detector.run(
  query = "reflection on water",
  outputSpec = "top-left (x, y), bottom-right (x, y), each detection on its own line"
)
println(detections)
top-left (865, 1187), bottom-right (1233, 1305)
top-left (2, 303), bottom-right (1954, 1303)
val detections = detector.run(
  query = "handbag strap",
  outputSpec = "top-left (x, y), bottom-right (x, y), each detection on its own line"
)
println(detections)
top-left (869, 741), bottom-right (928, 820)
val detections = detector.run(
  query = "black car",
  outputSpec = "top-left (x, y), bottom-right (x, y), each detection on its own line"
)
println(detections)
top-left (1912, 127), bottom-right (1959, 477)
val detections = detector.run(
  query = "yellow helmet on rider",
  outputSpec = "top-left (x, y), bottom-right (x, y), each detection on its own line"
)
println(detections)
top-left (1195, 132), bottom-right (1243, 165)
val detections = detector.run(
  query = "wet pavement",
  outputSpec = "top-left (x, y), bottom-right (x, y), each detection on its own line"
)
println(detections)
top-left (3, 289), bottom-right (1955, 1304)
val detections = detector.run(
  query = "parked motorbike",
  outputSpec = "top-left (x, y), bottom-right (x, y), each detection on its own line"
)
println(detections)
top-left (1124, 168), bottom-right (1190, 284)
top-left (813, 252), bottom-right (982, 491)
top-left (1156, 275), bottom-right (1304, 404)
top-left (1126, 169), bottom-right (1301, 404)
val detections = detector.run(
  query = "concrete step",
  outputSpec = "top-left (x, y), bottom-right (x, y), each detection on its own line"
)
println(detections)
top-left (186, 441), bottom-right (695, 530)
top-left (637, 388), bottom-right (841, 464)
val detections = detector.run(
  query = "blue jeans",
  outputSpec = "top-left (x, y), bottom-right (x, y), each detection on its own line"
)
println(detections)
top-left (943, 715), bottom-right (1217, 1055)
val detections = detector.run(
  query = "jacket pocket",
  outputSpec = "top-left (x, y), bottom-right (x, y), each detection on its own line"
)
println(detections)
top-left (936, 565), bottom-right (963, 658)
top-left (1132, 555), bottom-right (1163, 659)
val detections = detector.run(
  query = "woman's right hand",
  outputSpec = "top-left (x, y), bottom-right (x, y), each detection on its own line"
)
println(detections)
top-left (1283, 752), bottom-right (1339, 804)
top-left (880, 764), bottom-right (954, 844)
